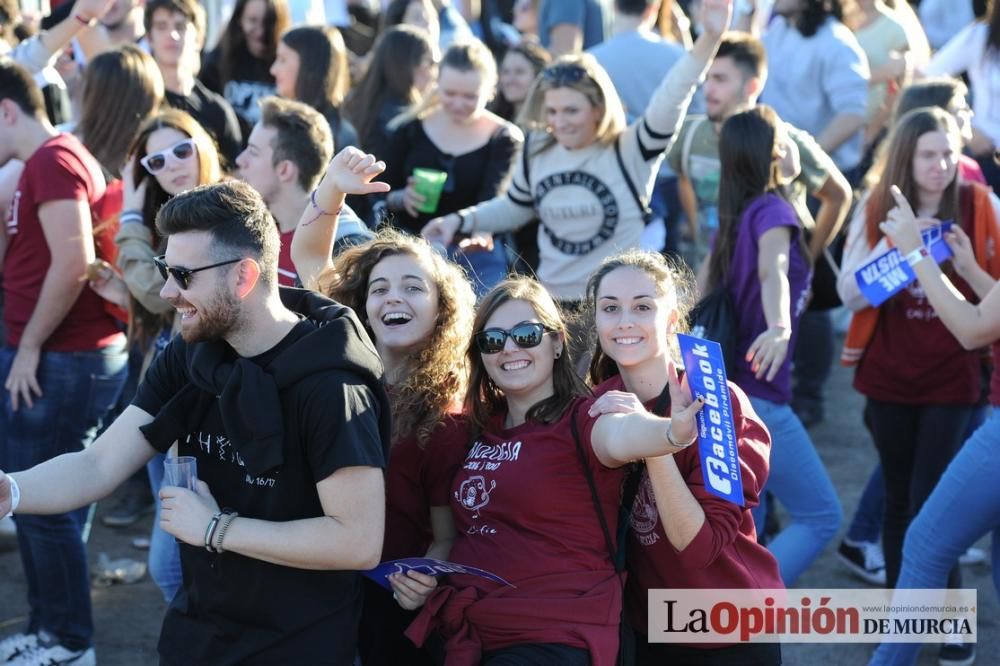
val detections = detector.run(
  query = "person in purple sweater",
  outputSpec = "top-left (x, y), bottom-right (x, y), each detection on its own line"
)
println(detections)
top-left (699, 105), bottom-right (841, 586)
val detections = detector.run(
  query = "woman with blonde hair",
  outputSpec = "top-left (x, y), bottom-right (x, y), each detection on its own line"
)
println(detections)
top-left (423, 0), bottom-right (731, 324)
top-left (381, 38), bottom-right (521, 294)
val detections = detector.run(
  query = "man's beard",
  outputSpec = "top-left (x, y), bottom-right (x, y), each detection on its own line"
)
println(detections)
top-left (179, 288), bottom-right (242, 344)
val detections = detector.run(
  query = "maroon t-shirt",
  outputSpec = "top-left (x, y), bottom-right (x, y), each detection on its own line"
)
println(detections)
top-left (435, 398), bottom-right (625, 662)
top-left (3, 134), bottom-right (121, 351)
top-left (853, 262), bottom-right (981, 405)
top-left (382, 414), bottom-right (468, 561)
top-left (592, 376), bottom-right (783, 637)
top-left (278, 228), bottom-right (297, 287)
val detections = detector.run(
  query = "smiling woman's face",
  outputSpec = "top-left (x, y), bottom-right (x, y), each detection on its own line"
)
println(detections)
top-left (365, 253), bottom-right (440, 355)
top-left (145, 127), bottom-right (199, 195)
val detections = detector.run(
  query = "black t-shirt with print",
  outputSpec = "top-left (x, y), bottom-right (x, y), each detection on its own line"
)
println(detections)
top-left (133, 319), bottom-right (385, 665)
top-left (200, 48), bottom-right (276, 138)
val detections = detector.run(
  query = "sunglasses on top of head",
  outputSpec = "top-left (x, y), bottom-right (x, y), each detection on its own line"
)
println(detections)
top-left (542, 63), bottom-right (588, 86)
top-left (153, 255), bottom-right (242, 290)
top-left (474, 322), bottom-right (553, 355)
top-left (140, 138), bottom-right (196, 174)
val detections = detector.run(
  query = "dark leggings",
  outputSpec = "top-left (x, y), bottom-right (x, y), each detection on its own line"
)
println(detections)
top-left (864, 399), bottom-right (974, 588)
top-left (482, 643), bottom-right (590, 665)
top-left (636, 639), bottom-right (781, 665)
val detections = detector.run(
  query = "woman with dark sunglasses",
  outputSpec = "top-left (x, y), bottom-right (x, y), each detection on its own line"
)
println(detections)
top-left (587, 250), bottom-right (782, 665)
top-left (403, 276), bottom-right (705, 665)
top-left (87, 108), bottom-right (222, 604)
top-left (423, 0), bottom-right (731, 322)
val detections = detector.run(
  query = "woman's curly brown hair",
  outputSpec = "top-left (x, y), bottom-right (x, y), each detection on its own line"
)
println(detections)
top-left (317, 229), bottom-right (476, 447)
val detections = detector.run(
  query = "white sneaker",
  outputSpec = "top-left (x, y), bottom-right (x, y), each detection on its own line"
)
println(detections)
top-left (837, 538), bottom-right (887, 586)
top-left (10, 644), bottom-right (95, 666)
top-left (959, 547), bottom-right (986, 566)
top-left (0, 633), bottom-right (37, 662)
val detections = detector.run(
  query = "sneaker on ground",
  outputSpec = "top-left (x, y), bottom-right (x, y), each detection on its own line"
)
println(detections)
top-left (100, 492), bottom-right (154, 528)
top-left (959, 547), bottom-right (986, 566)
top-left (837, 538), bottom-right (887, 585)
top-left (0, 633), bottom-right (37, 662)
top-left (939, 637), bottom-right (975, 666)
top-left (10, 632), bottom-right (94, 666)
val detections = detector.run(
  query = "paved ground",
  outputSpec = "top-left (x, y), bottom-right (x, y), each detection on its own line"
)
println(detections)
top-left (0, 341), bottom-right (997, 665)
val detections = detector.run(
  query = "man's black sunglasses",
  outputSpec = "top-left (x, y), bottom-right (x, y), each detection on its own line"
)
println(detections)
top-left (153, 255), bottom-right (242, 290)
top-left (474, 322), bottom-right (552, 354)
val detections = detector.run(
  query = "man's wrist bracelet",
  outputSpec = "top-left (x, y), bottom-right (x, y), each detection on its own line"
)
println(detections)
top-left (213, 510), bottom-right (239, 553)
top-left (204, 512), bottom-right (223, 552)
top-left (904, 246), bottom-right (930, 268)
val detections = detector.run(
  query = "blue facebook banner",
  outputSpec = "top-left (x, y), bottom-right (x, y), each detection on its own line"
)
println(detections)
top-left (677, 334), bottom-right (745, 507)
top-left (364, 558), bottom-right (515, 591)
top-left (854, 222), bottom-right (954, 308)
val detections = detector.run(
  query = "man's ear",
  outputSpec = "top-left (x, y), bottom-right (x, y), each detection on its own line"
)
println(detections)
top-left (276, 159), bottom-right (299, 186)
top-left (0, 99), bottom-right (20, 127)
top-left (234, 258), bottom-right (263, 299)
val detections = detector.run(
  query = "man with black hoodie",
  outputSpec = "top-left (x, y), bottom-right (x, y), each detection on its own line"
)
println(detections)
top-left (0, 165), bottom-right (393, 664)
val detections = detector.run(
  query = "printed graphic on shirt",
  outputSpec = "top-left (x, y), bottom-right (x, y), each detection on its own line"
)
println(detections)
top-left (5, 190), bottom-right (20, 236)
top-left (223, 80), bottom-right (273, 124)
top-left (455, 475), bottom-right (495, 519)
top-left (630, 473), bottom-right (661, 547)
top-left (535, 170), bottom-right (620, 255)
top-left (186, 431), bottom-right (279, 489)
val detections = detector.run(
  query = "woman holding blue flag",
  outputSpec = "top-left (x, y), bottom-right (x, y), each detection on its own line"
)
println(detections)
top-left (403, 276), bottom-right (705, 665)
top-left (586, 249), bottom-right (783, 665)
top-left (699, 105), bottom-right (840, 587)
top-left (836, 107), bottom-right (1000, 595)
top-left (868, 184), bottom-right (1000, 665)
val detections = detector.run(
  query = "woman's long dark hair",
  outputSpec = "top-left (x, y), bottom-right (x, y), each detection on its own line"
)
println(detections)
top-left (280, 26), bottom-right (351, 113)
top-left (987, 0), bottom-right (1000, 56)
top-left (489, 40), bottom-right (551, 122)
top-left (707, 105), bottom-right (807, 290)
top-left (344, 25), bottom-right (435, 148)
top-left (218, 0), bottom-right (290, 84)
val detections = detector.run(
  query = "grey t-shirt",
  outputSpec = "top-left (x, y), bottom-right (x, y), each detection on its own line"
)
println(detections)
top-left (588, 30), bottom-right (685, 122)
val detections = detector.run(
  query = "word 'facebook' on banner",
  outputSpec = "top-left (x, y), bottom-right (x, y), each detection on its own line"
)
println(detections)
top-left (855, 222), bottom-right (954, 307)
top-left (648, 588), bottom-right (977, 643)
top-left (677, 334), bottom-right (744, 507)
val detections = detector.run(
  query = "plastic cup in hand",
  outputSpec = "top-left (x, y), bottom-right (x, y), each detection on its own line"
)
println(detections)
top-left (163, 456), bottom-right (198, 490)
top-left (412, 168), bottom-right (448, 214)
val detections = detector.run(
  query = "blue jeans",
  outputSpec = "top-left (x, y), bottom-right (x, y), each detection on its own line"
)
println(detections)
top-left (146, 453), bottom-right (182, 603)
top-left (749, 396), bottom-right (842, 586)
top-left (868, 410), bottom-right (1000, 666)
top-left (0, 341), bottom-right (128, 651)
top-left (449, 242), bottom-right (509, 297)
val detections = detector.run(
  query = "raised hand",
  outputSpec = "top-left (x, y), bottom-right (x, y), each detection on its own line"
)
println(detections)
top-left (699, 0), bottom-right (733, 38)
top-left (315, 147), bottom-right (391, 210)
top-left (75, 0), bottom-right (116, 21)
top-left (667, 360), bottom-right (703, 444)
top-left (879, 184), bottom-right (923, 253)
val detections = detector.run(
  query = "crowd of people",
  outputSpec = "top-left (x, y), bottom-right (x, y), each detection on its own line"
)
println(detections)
top-left (0, 0), bottom-right (997, 665)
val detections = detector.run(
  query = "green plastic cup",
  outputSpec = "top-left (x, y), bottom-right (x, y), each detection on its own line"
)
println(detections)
top-left (412, 168), bottom-right (448, 214)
